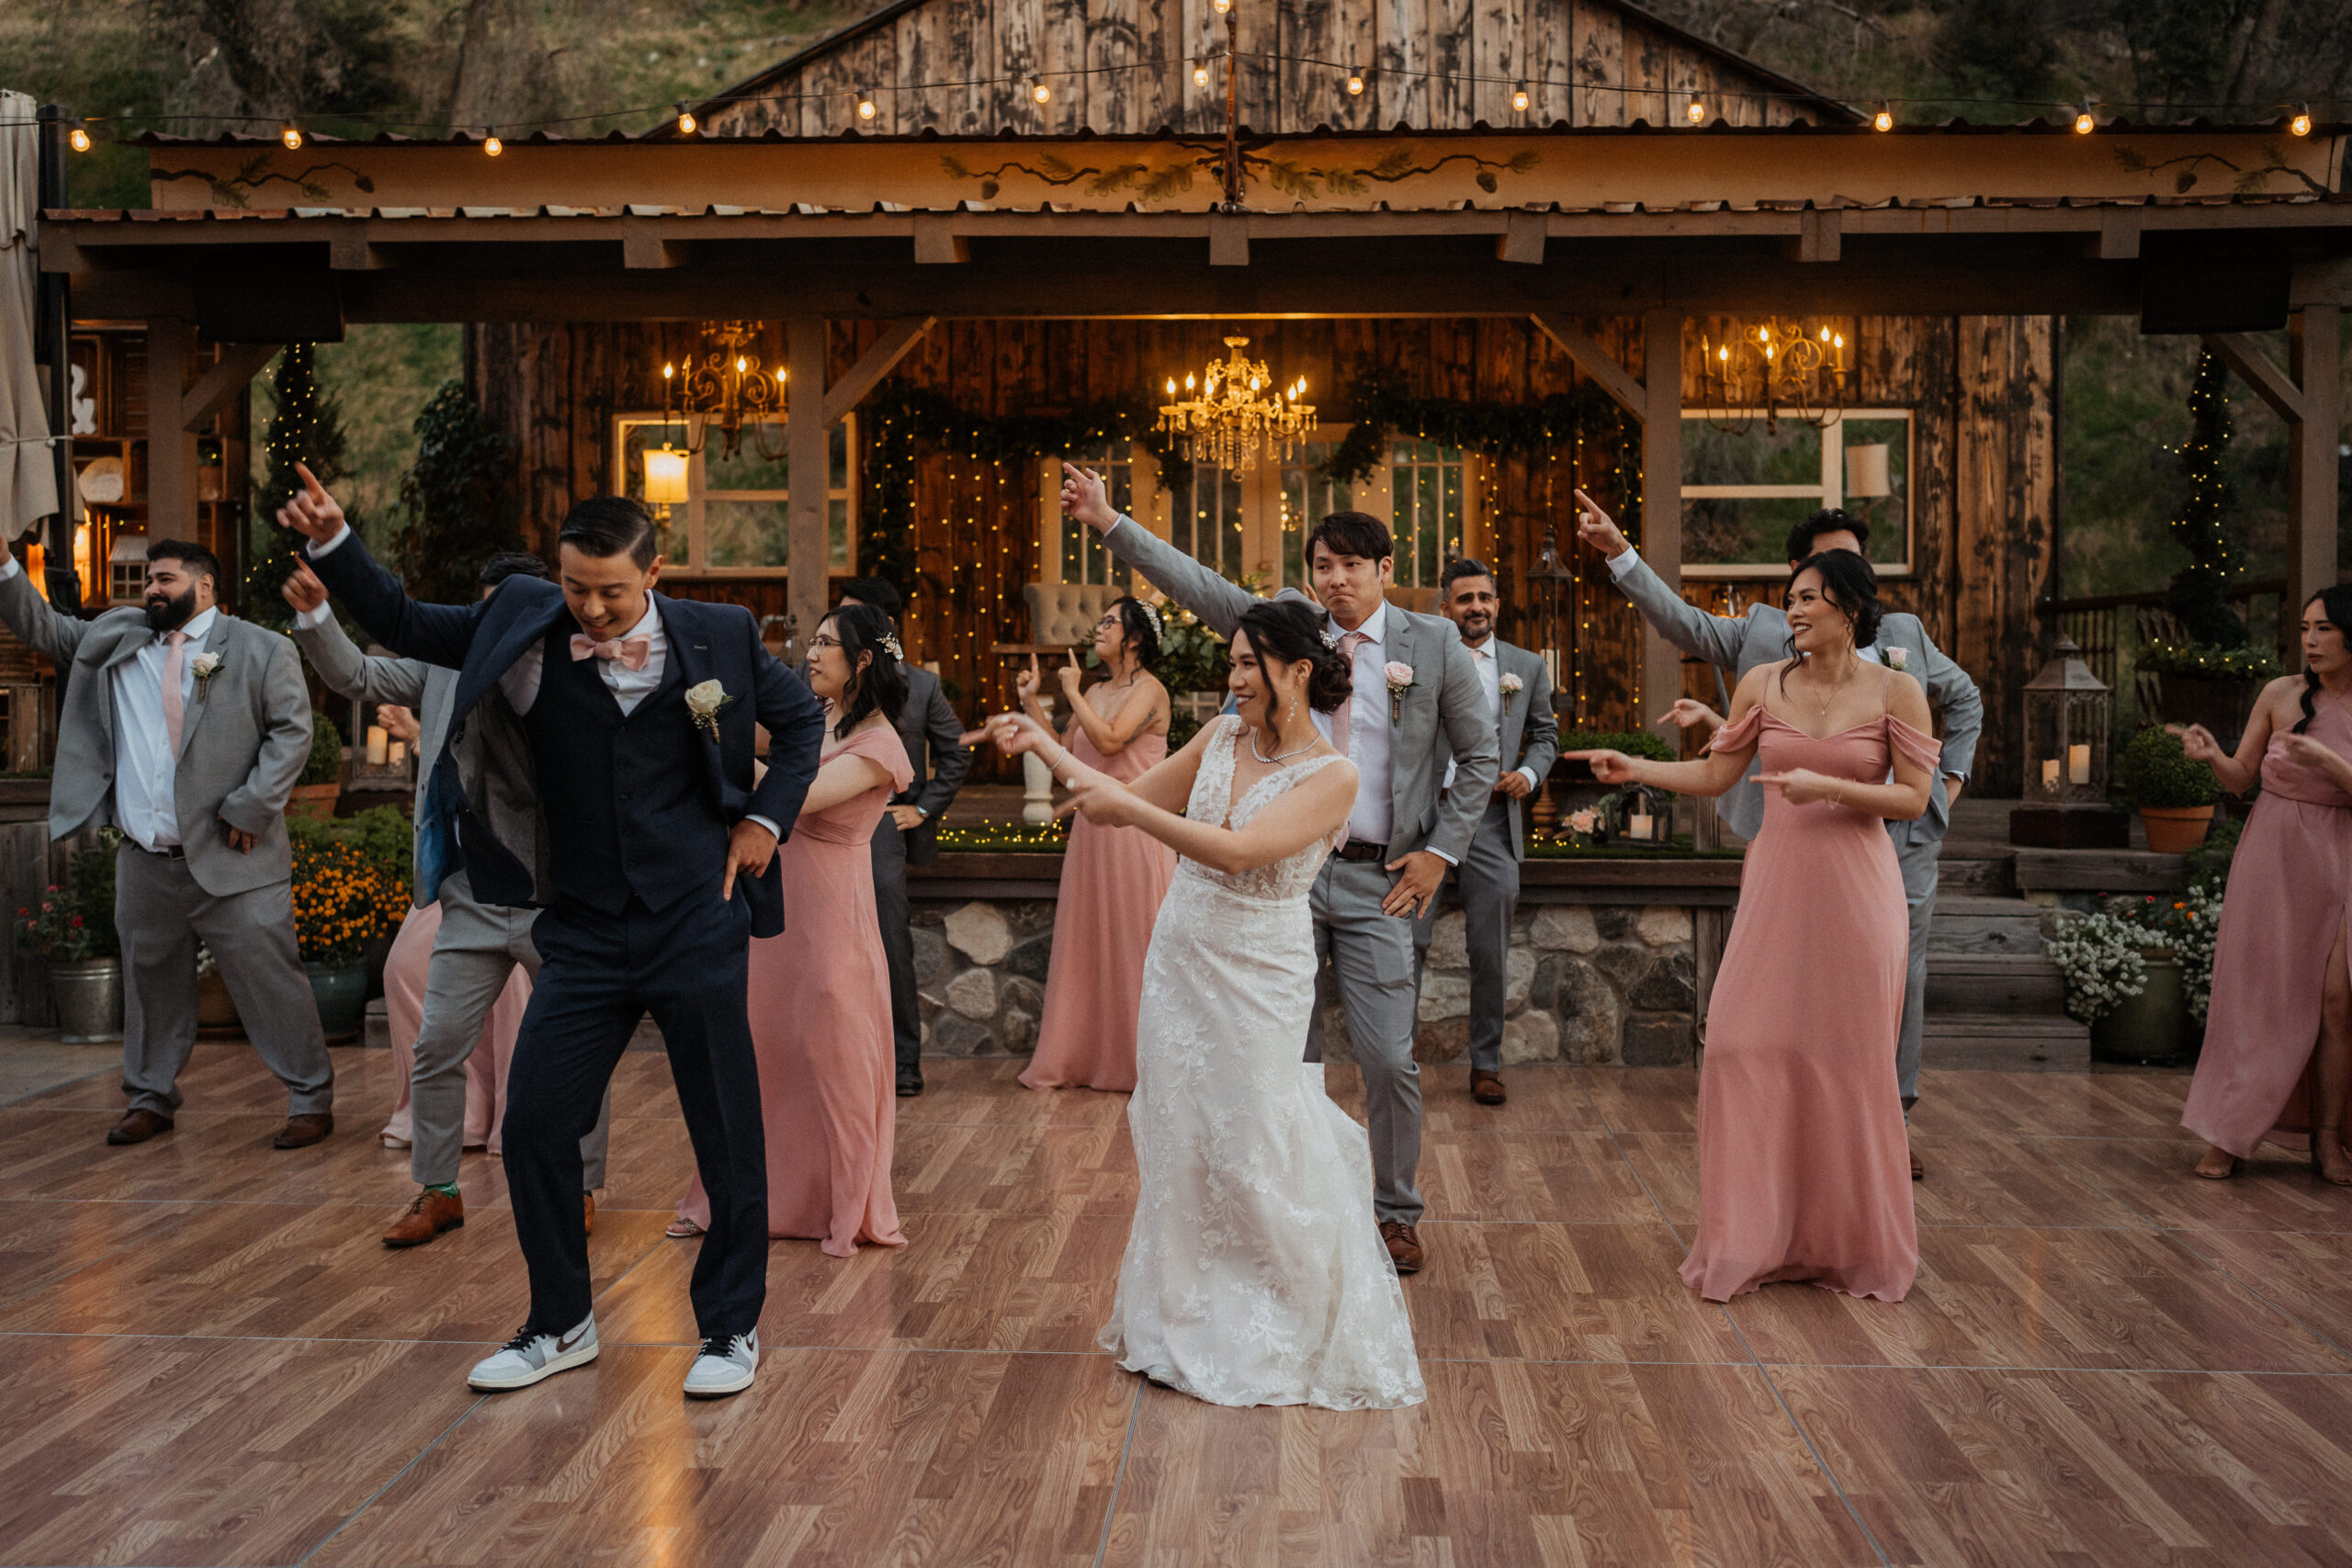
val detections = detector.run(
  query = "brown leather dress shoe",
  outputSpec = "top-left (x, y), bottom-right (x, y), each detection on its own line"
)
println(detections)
top-left (1471, 1069), bottom-right (1507, 1105)
top-left (583, 1193), bottom-right (596, 1235)
top-left (106, 1109), bottom-right (175, 1145)
top-left (383, 1188), bottom-right (465, 1247)
top-left (1910, 1149), bottom-right (1926, 1181)
top-left (272, 1113), bottom-right (334, 1149)
top-left (1380, 1220), bottom-right (1424, 1275)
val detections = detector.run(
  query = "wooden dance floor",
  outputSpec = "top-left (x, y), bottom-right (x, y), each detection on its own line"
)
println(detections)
top-left (1, 1045), bottom-right (2347, 1567)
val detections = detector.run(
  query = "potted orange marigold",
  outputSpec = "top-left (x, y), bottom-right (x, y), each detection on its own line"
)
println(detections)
top-left (292, 833), bottom-right (406, 1042)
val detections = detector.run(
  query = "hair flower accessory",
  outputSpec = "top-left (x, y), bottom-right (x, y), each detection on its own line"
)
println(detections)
top-left (1384, 660), bottom-right (1416, 725)
top-left (879, 633), bottom-right (905, 660)
top-left (1136, 601), bottom-right (1162, 638)
top-left (191, 651), bottom-right (223, 699)
top-left (684, 679), bottom-right (733, 743)
top-left (1320, 627), bottom-right (1341, 649)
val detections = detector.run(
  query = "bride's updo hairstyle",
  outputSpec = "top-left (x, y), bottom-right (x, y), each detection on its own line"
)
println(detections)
top-left (820, 602), bottom-right (907, 738)
top-left (1789, 549), bottom-right (1885, 650)
top-left (1238, 600), bottom-right (1353, 714)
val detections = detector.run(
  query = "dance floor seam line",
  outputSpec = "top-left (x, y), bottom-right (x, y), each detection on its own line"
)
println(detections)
top-left (0, 1065), bottom-right (115, 1111)
top-left (293, 1393), bottom-right (489, 1568)
top-left (2159, 1224), bottom-right (2352, 1362)
top-left (1091, 1380), bottom-right (1146, 1568)
top-left (1722, 1310), bottom-right (1899, 1568)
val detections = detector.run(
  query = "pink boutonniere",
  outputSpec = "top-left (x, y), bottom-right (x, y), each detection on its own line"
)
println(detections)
top-left (1384, 661), bottom-right (1416, 726)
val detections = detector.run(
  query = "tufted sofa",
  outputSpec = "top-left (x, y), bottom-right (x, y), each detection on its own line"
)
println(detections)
top-left (1023, 582), bottom-right (1123, 647)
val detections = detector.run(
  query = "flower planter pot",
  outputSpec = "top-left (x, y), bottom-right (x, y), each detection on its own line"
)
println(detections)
top-left (306, 962), bottom-right (369, 1043)
top-left (2090, 947), bottom-right (2190, 1066)
top-left (2139, 804), bottom-right (2215, 854)
top-left (196, 966), bottom-right (241, 1038)
top-left (287, 784), bottom-right (341, 822)
top-left (2154, 672), bottom-right (2262, 752)
top-left (51, 957), bottom-right (122, 1043)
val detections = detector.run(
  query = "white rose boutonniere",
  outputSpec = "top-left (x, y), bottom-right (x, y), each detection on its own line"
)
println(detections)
top-left (1498, 671), bottom-right (1524, 705)
top-left (1383, 660), bottom-right (1416, 726)
top-left (684, 679), bottom-right (732, 743)
top-left (1883, 646), bottom-right (1908, 672)
top-left (191, 651), bottom-right (223, 699)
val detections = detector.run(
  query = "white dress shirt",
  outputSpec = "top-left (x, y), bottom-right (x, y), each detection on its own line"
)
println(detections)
top-left (1442, 637), bottom-right (1543, 794)
top-left (1308, 604), bottom-right (1396, 847)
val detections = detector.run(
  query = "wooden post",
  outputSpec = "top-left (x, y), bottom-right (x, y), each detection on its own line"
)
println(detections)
top-left (786, 315), bottom-right (830, 651)
top-left (1641, 310), bottom-right (1683, 738)
top-left (2287, 304), bottom-right (2342, 660)
top-left (144, 318), bottom-right (198, 545)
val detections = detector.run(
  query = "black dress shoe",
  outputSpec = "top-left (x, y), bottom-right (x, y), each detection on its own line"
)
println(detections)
top-left (896, 1069), bottom-right (923, 1098)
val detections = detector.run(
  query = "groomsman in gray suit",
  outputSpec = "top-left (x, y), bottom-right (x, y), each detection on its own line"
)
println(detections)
top-left (1414, 558), bottom-right (1558, 1107)
top-left (1068, 465), bottom-right (1499, 1276)
top-left (1579, 496), bottom-right (1981, 1178)
top-left (283, 555), bottom-right (610, 1248)
top-left (834, 576), bottom-right (970, 1099)
top-left (0, 537), bottom-right (332, 1148)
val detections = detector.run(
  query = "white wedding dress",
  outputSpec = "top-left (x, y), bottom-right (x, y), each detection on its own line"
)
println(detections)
top-left (1100, 716), bottom-right (1426, 1410)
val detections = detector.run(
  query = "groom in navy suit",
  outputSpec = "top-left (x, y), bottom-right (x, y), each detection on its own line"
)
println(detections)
top-left (278, 467), bottom-right (822, 1400)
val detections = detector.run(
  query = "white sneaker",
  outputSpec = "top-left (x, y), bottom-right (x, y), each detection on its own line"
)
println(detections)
top-left (684, 1329), bottom-right (758, 1398)
top-left (468, 1315), bottom-right (598, 1391)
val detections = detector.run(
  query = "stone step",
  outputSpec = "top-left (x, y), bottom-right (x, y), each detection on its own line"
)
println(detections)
top-left (1928, 896), bottom-right (2052, 956)
top-left (1926, 952), bottom-right (2067, 1013)
top-left (1920, 1012), bottom-right (2090, 1072)
top-left (1937, 857), bottom-right (2014, 897)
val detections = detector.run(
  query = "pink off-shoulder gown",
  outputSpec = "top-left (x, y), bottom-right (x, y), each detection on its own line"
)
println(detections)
top-left (1021, 724), bottom-right (1176, 1092)
top-left (677, 723), bottom-right (914, 1255)
top-left (2182, 699), bottom-right (2352, 1159)
top-left (379, 903), bottom-right (530, 1153)
top-left (1679, 704), bottom-right (1939, 1303)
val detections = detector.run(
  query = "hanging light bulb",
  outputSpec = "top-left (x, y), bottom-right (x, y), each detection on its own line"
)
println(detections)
top-left (1213, 0), bottom-right (1231, 12)
top-left (68, 123), bottom-right (90, 152)
top-left (2073, 102), bottom-right (2095, 134)
top-left (1512, 82), bottom-right (1530, 113)
top-left (2290, 103), bottom-right (2312, 136)
top-left (857, 90), bottom-right (876, 121)
top-left (1032, 79), bottom-right (1051, 106)
top-left (1193, 61), bottom-right (1210, 89)
top-left (676, 102), bottom-right (697, 136)
top-left (1346, 67), bottom-right (1364, 96)
top-left (1687, 98), bottom-right (1705, 124)
top-left (280, 121), bottom-right (303, 151)
top-left (1872, 103), bottom-right (1894, 132)
top-left (482, 129), bottom-right (503, 156)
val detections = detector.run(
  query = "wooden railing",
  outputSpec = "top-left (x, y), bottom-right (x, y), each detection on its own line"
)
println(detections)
top-left (2037, 579), bottom-right (2287, 725)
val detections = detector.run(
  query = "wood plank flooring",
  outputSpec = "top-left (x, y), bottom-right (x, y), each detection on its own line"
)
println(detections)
top-left (0, 1045), bottom-right (2345, 1567)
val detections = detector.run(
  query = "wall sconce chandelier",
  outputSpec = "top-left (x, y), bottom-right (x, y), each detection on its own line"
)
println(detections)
top-left (1696, 318), bottom-right (1849, 434)
top-left (658, 321), bottom-right (786, 459)
top-left (1154, 336), bottom-right (1314, 471)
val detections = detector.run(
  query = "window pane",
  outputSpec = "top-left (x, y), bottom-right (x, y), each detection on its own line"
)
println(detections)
top-left (1388, 441), bottom-right (1464, 589)
top-left (706, 500), bottom-right (791, 568)
top-left (1838, 416), bottom-right (1910, 565)
top-left (1065, 442), bottom-right (1132, 587)
top-left (706, 423), bottom-right (786, 491)
top-left (1279, 443), bottom-right (1351, 589)
top-left (828, 423), bottom-right (849, 490)
top-left (1684, 420), bottom-right (1820, 488)
top-left (829, 499), bottom-right (850, 569)
top-left (1684, 496), bottom-right (1821, 566)
top-left (1176, 465), bottom-right (1244, 580)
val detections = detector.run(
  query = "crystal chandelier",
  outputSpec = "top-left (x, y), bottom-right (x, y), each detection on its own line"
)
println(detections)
top-left (1696, 318), bottom-right (1849, 434)
top-left (658, 321), bottom-right (787, 459)
top-left (1154, 337), bottom-right (1315, 471)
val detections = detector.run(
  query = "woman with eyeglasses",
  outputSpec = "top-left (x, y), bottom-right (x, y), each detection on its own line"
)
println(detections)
top-left (670, 603), bottom-right (914, 1255)
top-left (1018, 597), bottom-right (1176, 1092)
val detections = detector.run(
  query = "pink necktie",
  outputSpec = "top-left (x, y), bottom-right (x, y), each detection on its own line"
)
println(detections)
top-left (1329, 630), bottom-right (1371, 759)
top-left (161, 631), bottom-right (189, 755)
top-left (570, 633), bottom-right (652, 671)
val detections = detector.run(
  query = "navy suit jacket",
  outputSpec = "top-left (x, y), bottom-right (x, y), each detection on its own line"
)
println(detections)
top-left (309, 532), bottom-right (823, 940)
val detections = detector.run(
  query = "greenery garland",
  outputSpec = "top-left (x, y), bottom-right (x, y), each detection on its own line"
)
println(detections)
top-left (1326, 374), bottom-right (1640, 529)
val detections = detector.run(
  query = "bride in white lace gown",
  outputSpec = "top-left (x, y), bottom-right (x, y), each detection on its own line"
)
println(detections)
top-left (969, 601), bottom-right (1425, 1411)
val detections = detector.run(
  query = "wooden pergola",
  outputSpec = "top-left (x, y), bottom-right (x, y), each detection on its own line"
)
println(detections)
top-left (41, 118), bottom-right (2350, 706)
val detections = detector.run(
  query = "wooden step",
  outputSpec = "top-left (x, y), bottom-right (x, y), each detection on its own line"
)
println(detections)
top-left (1926, 952), bottom-right (2067, 1012)
top-left (1928, 897), bottom-right (2052, 956)
top-left (1920, 1012), bottom-right (2090, 1072)
top-left (1936, 857), bottom-right (2014, 897)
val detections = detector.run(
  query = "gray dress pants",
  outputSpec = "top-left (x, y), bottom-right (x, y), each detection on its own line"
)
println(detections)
top-left (411, 870), bottom-right (609, 1190)
top-left (1412, 800), bottom-right (1520, 1074)
top-left (869, 819), bottom-right (921, 1075)
top-left (115, 843), bottom-right (333, 1118)
top-left (1891, 824), bottom-right (1939, 1111)
top-left (1302, 856), bottom-right (1424, 1225)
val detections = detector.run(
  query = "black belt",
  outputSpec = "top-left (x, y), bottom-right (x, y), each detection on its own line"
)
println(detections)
top-left (1333, 839), bottom-right (1387, 863)
top-left (135, 842), bottom-right (187, 861)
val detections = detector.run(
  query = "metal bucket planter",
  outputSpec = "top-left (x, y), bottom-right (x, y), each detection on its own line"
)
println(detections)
top-left (2090, 947), bottom-right (2190, 1066)
top-left (51, 958), bottom-right (123, 1043)
top-left (306, 963), bottom-right (369, 1043)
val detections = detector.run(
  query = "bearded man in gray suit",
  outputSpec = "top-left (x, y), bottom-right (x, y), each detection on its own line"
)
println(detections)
top-left (1413, 558), bottom-right (1558, 1107)
top-left (1067, 464), bottom-right (1499, 1277)
top-left (0, 538), bottom-right (331, 1148)
top-left (1578, 494), bottom-right (1981, 1178)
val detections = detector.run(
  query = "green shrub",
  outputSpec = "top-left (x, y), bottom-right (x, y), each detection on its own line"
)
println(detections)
top-left (2135, 640), bottom-right (2280, 680)
top-left (2116, 725), bottom-right (2221, 809)
top-left (14, 828), bottom-right (122, 962)
top-left (1559, 728), bottom-right (1678, 763)
top-left (300, 712), bottom-right (345, 787)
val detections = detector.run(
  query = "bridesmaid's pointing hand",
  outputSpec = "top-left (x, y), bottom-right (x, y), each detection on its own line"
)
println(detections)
top-left (1758, 769), bottom-right (1840, 807)
top-left (1568, 749), bottom-right (1640, 784)
top-left (2177, 723), bottom-right (2227, 765)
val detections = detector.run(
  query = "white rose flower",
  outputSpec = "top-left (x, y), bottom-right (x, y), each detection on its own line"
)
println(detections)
top-left (684, 679), bottom-right (730, 741)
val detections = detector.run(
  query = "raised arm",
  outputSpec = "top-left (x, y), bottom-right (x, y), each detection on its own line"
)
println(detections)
top-left (277, 462), bottom-right (485, 669)
top-left (1575, 487), bottom-right (1751, 670)
top-left (0, 547), bottom-right (93, 662)
top-left (1065, 463), bottom-right (1255, 637)
top-left (285, 559), bottom-right (429, 706)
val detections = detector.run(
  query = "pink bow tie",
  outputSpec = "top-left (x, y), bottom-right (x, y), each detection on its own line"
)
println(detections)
top-left (570, 633), bottom-right (651, 671)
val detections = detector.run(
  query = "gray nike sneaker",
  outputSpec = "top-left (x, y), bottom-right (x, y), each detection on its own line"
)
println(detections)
top-left (468, 1315), bottom-right (599, 1391)
top-left (684, 1329), bottom-right (758, 1398)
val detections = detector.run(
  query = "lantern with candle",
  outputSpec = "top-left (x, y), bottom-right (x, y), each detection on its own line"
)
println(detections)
top-left (2011, 634), bottom-right (2127, 849)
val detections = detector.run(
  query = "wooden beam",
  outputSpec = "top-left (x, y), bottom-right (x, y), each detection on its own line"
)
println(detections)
top-left (1796, 208), bottom-right (1841, 264)
top-left (912, 216), bottom-right (969, 264)
top-left (1531, 313), bottom-right (1644, 417)
top-left (622, 234), bottom-right (689, 269)
top-left (328, 230), bottom-right (391, 270)
top-left (1641, 310), bottom-right (1684, 740)
top-left (2203, 332), bottom-right (2305, 423)
top-left (179, 344), bottom-right (279, 433)
top-left (1497, 210), bottom-right (1545, 265)
top-left (2097, 209), bottom-right (2141, 260)
top-left (786, 315), bottom-right (830, 655)
top-left (143, 318), bottom-right (198, 539)
top-left (820, 317), bottom-right (935, 426)
top-left (2285, 304), bottom-right (2342, 663)
top-left (1208, 216), bottom-right (1248, 267)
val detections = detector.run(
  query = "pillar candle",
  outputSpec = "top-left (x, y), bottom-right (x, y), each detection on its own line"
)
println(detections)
top-left (2041, 759), bottom-right (2061, 790)
top-left (366, 725), bottom-right (389, 765)
top-left (1629, 812), bottom-right (1654, 840)
top-left (388, 740), bottom-right (407, 768)
top-left (2068, 744), bottom-right (2090, 784)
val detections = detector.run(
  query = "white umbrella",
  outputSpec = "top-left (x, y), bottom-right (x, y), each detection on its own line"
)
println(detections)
top-left (0, 88), bottom-right (59, 536)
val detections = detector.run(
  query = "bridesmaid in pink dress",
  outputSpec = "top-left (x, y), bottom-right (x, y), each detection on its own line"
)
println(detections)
top-left (673, 604), bottom-right (914, 1254)
top-left (1019, 598), bottom-right (1176, 1092)
top-left (1584, 553), bottom-right (1939, 1302)
top-left (378, 902), bottom-right (529, 1155)
top-left (2180, 585), bottom-right (2352, 1185)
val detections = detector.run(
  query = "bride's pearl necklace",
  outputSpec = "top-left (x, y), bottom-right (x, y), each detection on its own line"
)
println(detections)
top-left (1250, 728), bottom-right (1319, 764)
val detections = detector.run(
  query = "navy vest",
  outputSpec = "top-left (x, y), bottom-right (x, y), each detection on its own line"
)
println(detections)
top-left (524, 617), bottom-right (720, 916)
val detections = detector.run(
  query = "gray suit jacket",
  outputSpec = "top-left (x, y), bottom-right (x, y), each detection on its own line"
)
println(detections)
top-left (1611, 552), bottom-right (1983, 842)
top-left (1101, 517), bottom-right (1500, 863)
top-left (0, 567), bottom-right (310, 896)
top-left (893, 664), bottom-right (970, 866)
top-left (291, 612), bottom-right (550, 907)
top-left (1488, 638), bottom-right (1560, 861)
